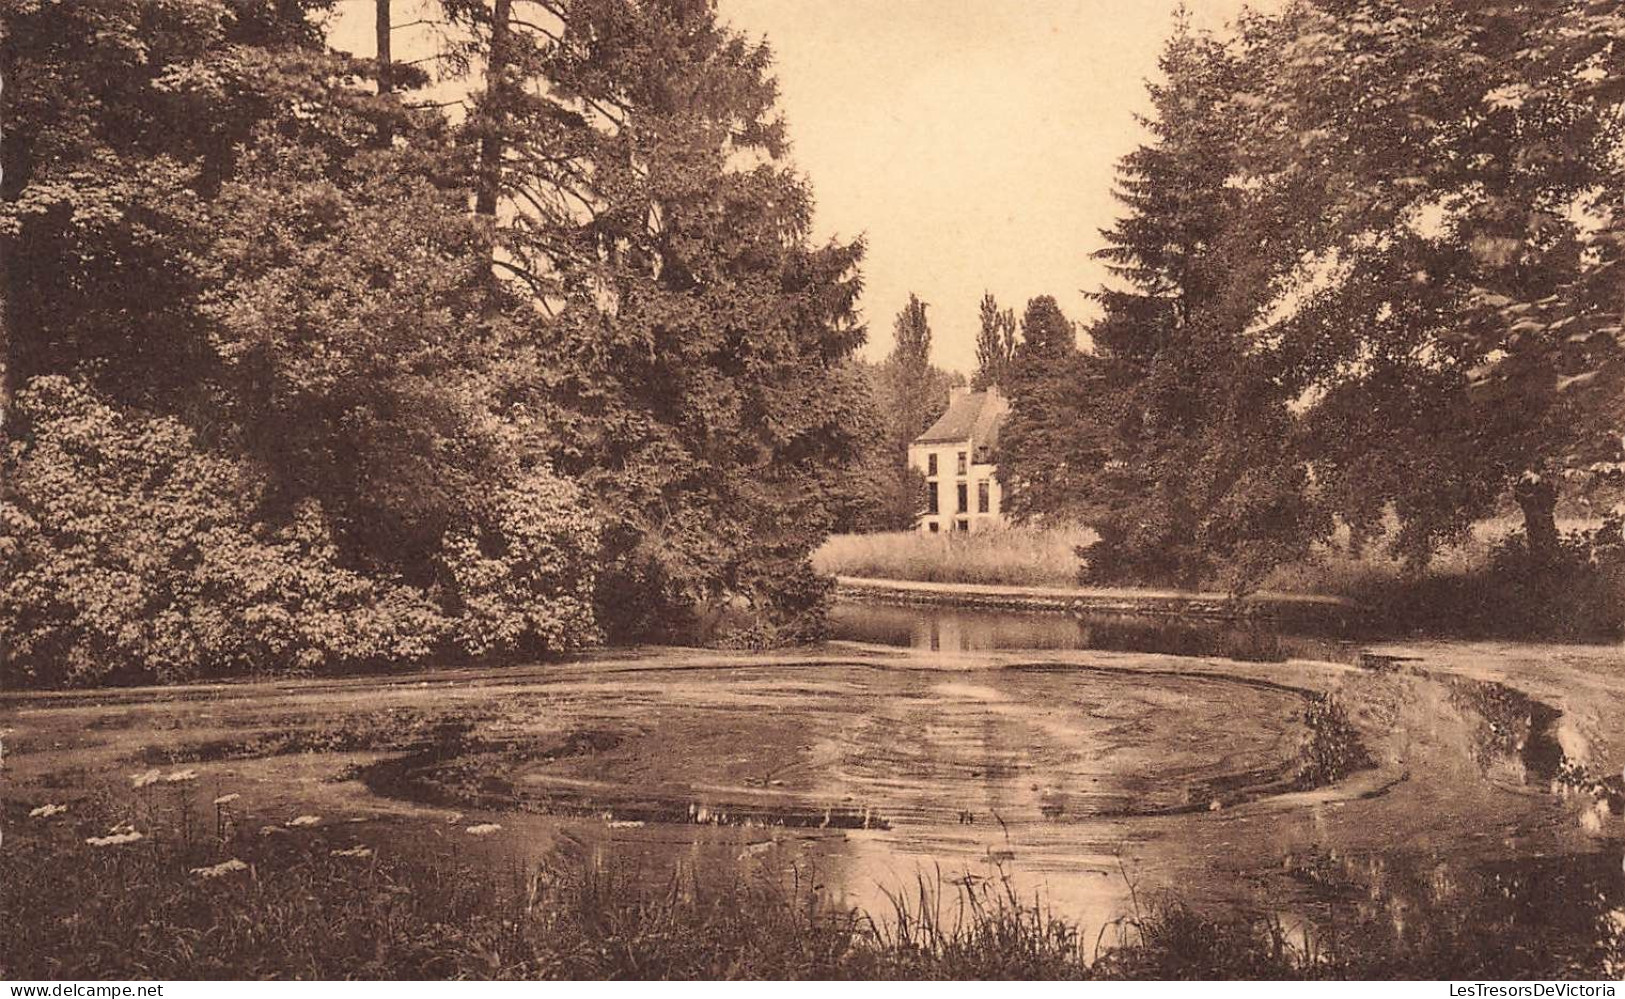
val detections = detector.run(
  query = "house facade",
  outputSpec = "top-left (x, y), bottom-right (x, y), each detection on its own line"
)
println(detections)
top-left (907, 386), bottom-right (1010, 533)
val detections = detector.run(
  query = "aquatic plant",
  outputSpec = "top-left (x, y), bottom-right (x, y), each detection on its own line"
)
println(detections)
top-left (1294, 693), bottom-right (1374, 787)
top-left (4, 795), bottom-right (1621, 980)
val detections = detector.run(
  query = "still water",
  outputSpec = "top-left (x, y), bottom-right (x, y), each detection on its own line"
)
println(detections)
top-left (9, 602), bottom-right (1621, 974)
top-left (828, 598), bottom-right (1361, 662)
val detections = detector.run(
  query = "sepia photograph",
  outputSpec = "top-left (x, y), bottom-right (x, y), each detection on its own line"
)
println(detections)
top-left (1, 0), bottom-right (1623, 983)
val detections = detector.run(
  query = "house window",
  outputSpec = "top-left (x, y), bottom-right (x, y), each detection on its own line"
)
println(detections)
top-left (978, 480), bottom-right (990, 514)
top-left (956, 482), bottom-right (968, 514)
top-left (927, 483), bottom-right (940, 515)
top-left (957, 451), bottom-right (968, 476)
top-left (956, 518), bottom-right (969, 532)
top-left (927, 453), bottom-right (938, 477)
top-left (928, 521), bottom-right (940, 534)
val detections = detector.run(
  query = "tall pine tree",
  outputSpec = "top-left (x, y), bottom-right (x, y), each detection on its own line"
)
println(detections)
top-left (1077, 13), bottom-right (1316, 588)
top-left (972, 292), bottom-right (1018, 392)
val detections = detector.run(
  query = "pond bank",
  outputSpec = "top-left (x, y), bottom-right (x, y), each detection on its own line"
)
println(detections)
top-left (833, 575), bottom-right (1365, 630)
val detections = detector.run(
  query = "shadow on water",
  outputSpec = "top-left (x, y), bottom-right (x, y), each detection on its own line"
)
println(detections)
top-left (828, 600), bottom-right (1361, 663)
top-left (1274, 846), bottom-right (1625, 978)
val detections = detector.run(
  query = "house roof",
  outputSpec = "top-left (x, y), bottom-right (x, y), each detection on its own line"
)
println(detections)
top-left (914, 390), bottom-right (1008, 449)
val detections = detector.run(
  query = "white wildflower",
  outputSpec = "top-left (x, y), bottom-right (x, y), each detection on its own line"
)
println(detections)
top-left (190, 859), bottom-right (249, 878)
top-left (86, 822), bottom-right (144, 847)
top-left (1484, 84), bottom-right (1530, 111)
top-left (737, 840), bottom-right (774, 859)
top-left (165, 769), bottom-right (198, 783)
top-left (464, 823), bottom-right (502, 836)
top-left (287, 815), bottom-right (321, 827)
top-left (28, 803), bottom-right (67, 819)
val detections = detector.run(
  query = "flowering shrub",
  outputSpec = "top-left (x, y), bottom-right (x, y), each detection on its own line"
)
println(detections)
top-left (438, 469), bottom-right (601, 659)
top-left (1, 378), bottom-right (600, 688)
top-left (0, 378), bottom-right (446, 686)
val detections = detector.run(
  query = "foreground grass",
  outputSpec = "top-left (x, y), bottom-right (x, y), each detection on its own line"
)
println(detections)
top-left (4, 796), bottom-right (1620, 980)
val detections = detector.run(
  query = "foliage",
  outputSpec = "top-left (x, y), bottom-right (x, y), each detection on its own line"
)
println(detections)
top-left (0, 0), bottom-right (342, 417)
top-left (998, 348), bottom-right (1117, 524)
top-left (0, 377), bottom-right (603, 689)
top-left (998, 295), bottom-right (1118, 525)
top-left (850, 297), bottom-right (965, 533)
top-left (1244, 0), bottom-right (1625, 564)
top-left (0, 377), bottom-right (447, 688)
top-left (972, 292), bottom-right (1019, 392)
top-left (1075, 19), bottom-right (1324, 591)
top-left (1478, 512), bottom-right (1625, 638)
top-left (877, 293), bottom-right (962, 449)
top-left (995, 2), bottom-right (1623, 602)
top-left (1, 0), bottom-right (882, 681)
top-left (439, 469), bottom-right (603, 658)
top-left (1294, 694), bottom-right (1374, 787)
top-left (464, 0), bottom-right (876, 642)
top-left (1013, 295), bottom-right (1076, 364)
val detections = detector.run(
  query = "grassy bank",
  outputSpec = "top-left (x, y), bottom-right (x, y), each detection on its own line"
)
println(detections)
top-left (812, 525), bottom-right (1098, 588)
top-left (816, 517), bottom-right (1622, 639)
top-left (4, 793), bottom-right (1620, 980)
top-left (815, 518), bottom-right (1604, 595)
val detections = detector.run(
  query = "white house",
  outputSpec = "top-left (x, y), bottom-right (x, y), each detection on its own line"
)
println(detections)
top-left (907, 386), bottom-right (1010, 534)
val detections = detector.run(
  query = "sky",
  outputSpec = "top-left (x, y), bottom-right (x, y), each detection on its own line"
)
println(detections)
top-left (329, 0), bottom-right (1257, 374)
top-left (714, 0), bottom-right (1254, 372)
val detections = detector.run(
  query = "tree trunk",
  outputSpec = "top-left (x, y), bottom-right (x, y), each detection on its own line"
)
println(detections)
top-left (1514, 470), bottom-right (1560, 559)
top-left (0, 286), bottom-right (10, 447)
top-left (375, 0), bottom-right (394, 148)
top-left (475, 0), bottom-right (513, 219)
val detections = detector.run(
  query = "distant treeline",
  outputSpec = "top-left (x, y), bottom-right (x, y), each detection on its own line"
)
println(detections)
top-left (877, 3), bottom-right (1625, 626)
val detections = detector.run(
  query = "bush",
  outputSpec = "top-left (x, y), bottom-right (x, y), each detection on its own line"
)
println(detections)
top-left (0, 378), bottom-right (448, 687)
top-left (1480, 513), bottom-right (1625, 639)
top-left (1079, 463), bottom-right (1323, 594)
top-left (0, 378), bottom-right (602, 688)
top-left (1326, 512), bottom-right (1625, 639)
top-left (711, 559), bottom-right (835, 649)
top-left (439, 468), bottom-right (602, 658)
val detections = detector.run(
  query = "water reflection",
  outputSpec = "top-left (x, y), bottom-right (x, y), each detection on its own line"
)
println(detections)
top-left (1276, 846), bottom-right (1625, 978)
top-left (829, 600), bottom-right (1359, 663)
top-left (469, 810), bottom-right (1625, 978)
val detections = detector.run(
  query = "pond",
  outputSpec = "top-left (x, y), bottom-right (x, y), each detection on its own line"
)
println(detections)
top-left (827, 599), bottom-right (1362, 662)
top-left (5, 608), bottom-right (1622, 975)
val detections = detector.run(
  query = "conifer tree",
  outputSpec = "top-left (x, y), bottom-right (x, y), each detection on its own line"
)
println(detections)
top-left (972, 292), bottom-right (1018, 392)
top-left (1073, 14), bottom-right (1314, 587)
